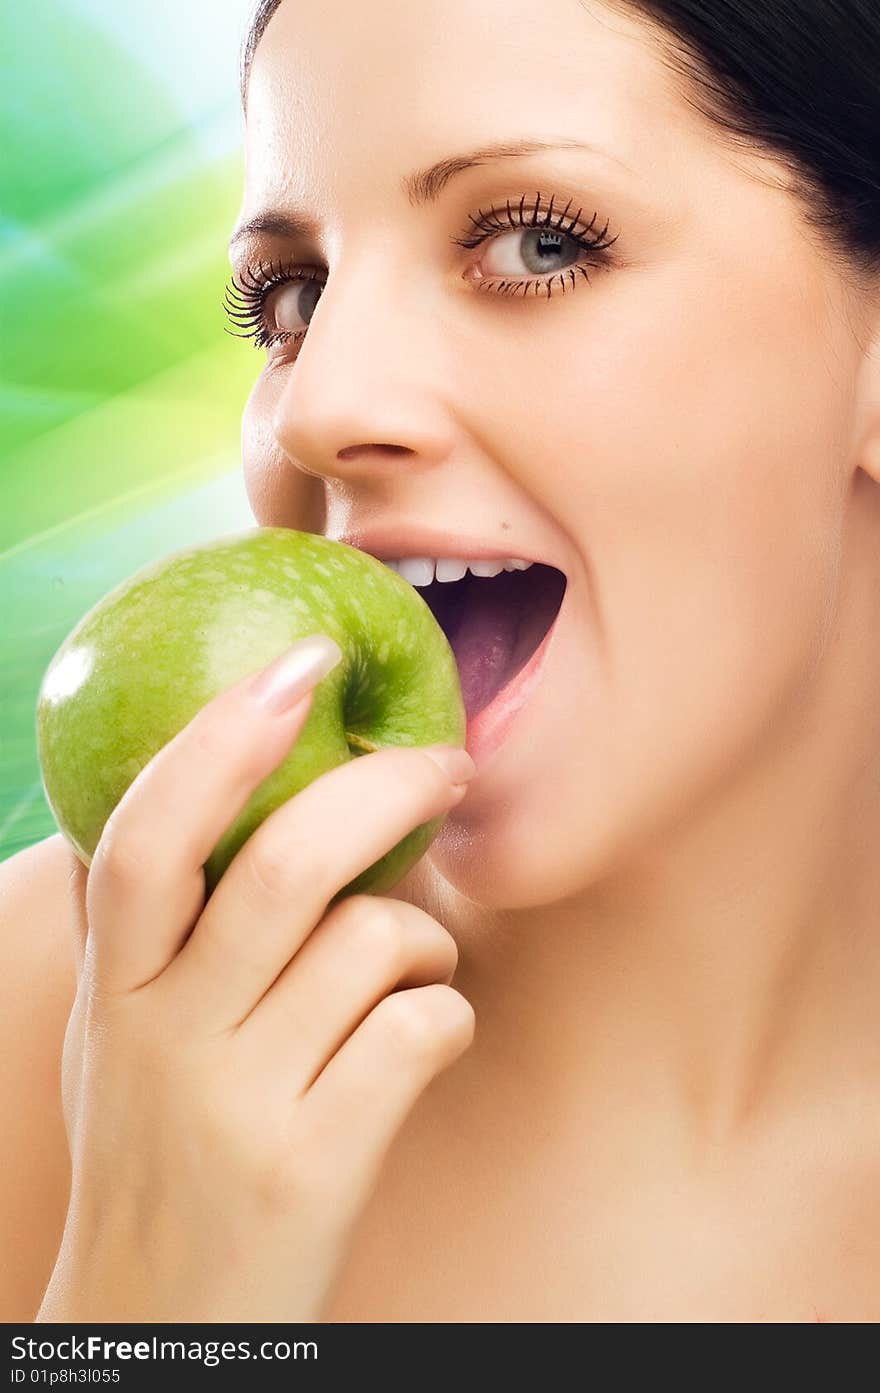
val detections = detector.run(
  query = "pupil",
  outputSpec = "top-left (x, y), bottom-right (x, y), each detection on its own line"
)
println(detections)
top-left (299, 279), bottom-right (322, 322)
top-left (523, 228), bottom-right (571, 274)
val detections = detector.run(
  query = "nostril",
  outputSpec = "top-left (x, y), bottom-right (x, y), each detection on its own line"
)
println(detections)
top-left (338, 444), bottom-right (413, 462)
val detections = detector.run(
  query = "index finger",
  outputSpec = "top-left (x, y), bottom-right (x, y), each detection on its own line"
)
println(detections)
top-left (159, 739), bottom-right (473, 1032)
top-left (85, 634), bottom-right (343, 995)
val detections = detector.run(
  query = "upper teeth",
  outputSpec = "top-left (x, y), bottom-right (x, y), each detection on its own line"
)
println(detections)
top-left (385, 557), bottom-right (534, 586)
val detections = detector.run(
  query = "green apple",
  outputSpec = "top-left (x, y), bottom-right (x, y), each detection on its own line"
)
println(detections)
top-left (36, 527), bottom-right (466, 902)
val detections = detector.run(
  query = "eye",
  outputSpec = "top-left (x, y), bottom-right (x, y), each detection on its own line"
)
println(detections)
top-left (222, 191), bottom-right (620, 354)
top-left (222, 259), bottom-right (325, 353)
top-left (453, 192), bottom-right (619, 298)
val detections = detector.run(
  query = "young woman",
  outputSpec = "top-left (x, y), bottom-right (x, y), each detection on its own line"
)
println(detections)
top-left (2, 0), bottom-right (879, 1322)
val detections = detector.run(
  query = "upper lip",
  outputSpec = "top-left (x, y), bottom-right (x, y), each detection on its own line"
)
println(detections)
top-left (331, 524), bottom-right (567, 574)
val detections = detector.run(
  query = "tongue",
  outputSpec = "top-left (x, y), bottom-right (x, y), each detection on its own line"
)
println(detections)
top-left (448, 576), bottom-right (521, 722)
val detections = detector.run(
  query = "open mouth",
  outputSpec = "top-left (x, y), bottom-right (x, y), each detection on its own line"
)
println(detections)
top-left (413, 563), bottom-right (567, 722)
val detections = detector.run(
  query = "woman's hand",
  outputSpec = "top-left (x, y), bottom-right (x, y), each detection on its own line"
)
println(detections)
top-left (36, 636), bottom-right (476, 1323)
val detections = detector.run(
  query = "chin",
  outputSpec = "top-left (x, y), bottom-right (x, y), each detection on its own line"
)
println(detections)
top-left (423, 796), bottom-right (615, 912)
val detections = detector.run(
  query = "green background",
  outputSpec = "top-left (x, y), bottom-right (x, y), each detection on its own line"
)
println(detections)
top-left (1, 0), bottom-right (261, 860)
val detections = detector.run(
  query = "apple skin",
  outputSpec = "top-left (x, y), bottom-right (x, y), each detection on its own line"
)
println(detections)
top-left (36, 527), bottom-right (467, 902)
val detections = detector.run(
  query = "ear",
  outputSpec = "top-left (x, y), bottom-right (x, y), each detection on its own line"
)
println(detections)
top-left (852, 289), bottom-right (880, 485)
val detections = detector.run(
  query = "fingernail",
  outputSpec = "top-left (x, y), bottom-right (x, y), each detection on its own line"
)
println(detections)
top-left (421, 743), bottom-right (477, 785)
top-left (248, 634), bottom-right (344, 714)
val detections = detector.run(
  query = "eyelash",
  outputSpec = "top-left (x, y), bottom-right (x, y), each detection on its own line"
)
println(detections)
top-left (222, 192), bottom-right (620, 352)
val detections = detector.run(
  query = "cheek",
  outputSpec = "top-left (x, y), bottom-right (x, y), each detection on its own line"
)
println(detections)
top-left (443, 257), bottom-right (852, 905)
top-left (568, 255), bottom-right (849, 740)
top-left (241, 383), bottom-right (326, 531)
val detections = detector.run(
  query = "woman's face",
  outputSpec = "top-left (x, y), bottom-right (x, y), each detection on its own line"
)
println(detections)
top-left (232, 0), bottom-right (870, 909)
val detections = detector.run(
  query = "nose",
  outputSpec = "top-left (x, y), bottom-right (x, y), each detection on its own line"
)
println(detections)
top-left (270, 250), bottom-right (453, 485)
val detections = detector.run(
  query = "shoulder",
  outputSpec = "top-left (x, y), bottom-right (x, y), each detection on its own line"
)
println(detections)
top-left (0, 833), bottom-right (79, 1017)
top-left (0, 828), bottom-right (78, 902)
top-left (0, 830), bottom-right (78, 1003)
top-left (0, 834), bottom-right (78, 1320)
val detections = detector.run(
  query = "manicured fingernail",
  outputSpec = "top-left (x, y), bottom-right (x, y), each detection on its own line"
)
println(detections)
top-left (248, 634), bottom-right (343, 714)
top-left (421, 743), bottom-right (477, 785)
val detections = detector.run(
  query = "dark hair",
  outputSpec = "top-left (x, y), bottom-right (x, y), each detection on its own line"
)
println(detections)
top-left (239, 0), bottom-right (880, 279)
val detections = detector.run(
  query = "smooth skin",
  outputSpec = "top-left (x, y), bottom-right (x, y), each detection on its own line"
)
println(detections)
top-left (3, 0), bottom-right (880, 1320)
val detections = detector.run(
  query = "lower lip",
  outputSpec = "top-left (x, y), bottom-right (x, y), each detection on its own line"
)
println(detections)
top-left (464, 602), bottom-right (564, 768)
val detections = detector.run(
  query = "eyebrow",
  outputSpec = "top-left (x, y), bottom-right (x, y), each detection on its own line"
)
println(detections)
top-left (227, 136), bottom-right (630, 255)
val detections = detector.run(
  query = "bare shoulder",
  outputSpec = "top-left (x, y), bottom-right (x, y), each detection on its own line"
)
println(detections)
top-left (0, 834), bottom-right (78, 1321)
